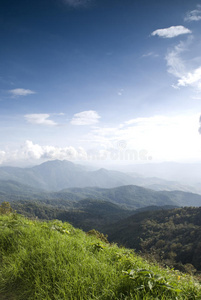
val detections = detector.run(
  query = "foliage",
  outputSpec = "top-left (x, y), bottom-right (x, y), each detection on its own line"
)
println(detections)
top-left (122, 269), bottom-right (182, 296)
top-left (0, 202), bottom-right (12, 215)
top-left (0, 213), bottom-right (201, 299)
top-left (10, 199), bottom-right (133, 232)
top-left (87, 229), bottom-right (109, 243)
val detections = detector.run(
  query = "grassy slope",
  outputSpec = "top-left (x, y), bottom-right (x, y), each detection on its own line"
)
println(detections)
top-left (0, 213), bottom-right (201, 300)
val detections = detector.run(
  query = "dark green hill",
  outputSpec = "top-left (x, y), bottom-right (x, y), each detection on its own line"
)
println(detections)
top-left (62, 185), bottom-right (201, 209)
top-left (103, 206), bottom-right (201, 272)
top-left (11, 198), bottom-right (133, 231)
top-left (62, 185), bottom-right (175, 209)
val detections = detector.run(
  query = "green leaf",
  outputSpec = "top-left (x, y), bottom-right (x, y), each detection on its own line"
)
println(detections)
top-left (148, 280), bottom-right (153, 290)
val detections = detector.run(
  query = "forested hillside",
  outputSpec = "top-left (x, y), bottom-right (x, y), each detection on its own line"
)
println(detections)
top-left (103, 207), bottom-right (201, 272)
top-left (1, 179), bottom-right (201, 210)
top-left (11, 199), bottom-right (134, 231)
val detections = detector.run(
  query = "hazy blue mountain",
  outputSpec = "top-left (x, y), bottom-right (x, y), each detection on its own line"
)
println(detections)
top-left (0, 160), bottom-right (199, 194)
top-left (127, 174), bottom-right (199, 194)
top-left (0, 160), bottom-right (136, 191)
top-left (0, 180), bottom-right (43, 195)
top-left (161, 190), bottom-right (201, 207)
top-left (120, 162), bottom-right (201, 189)
top-left (0, 180), bottom-right (48, 203)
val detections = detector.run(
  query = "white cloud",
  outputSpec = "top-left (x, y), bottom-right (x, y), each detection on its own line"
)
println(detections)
top-left (165, 39), bottom-right (201, 90)
top-left (151, 26), bottom-right (191, 38)
top-left (185, 5), bottom-right (201, 22)
top-left (21, 140), bottom-right (87, 161)
top-left (141, 52), bottom-right (159, 58)
top-left (177, 66), bottom-right (201, 89)
top-left (9, 88), bottom-right (36, 97)
top-left (87, 114), bottom-right (201, 162)
top-left (0, 141), bottom-right (88, 165)
top-left (165, 40), bottom-right (187, 78)
top-left (71, 110), bottom-right (101, 125)
top-left (62, 0), bottom-right (91, 7)
top-left (25, 114), bottom-right (57, 126)
top-left (0, 113), bottom-right (200, 165)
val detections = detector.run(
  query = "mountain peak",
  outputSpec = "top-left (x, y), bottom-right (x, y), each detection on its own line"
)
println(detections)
top-left (35, 160), bottom-right (74, 167)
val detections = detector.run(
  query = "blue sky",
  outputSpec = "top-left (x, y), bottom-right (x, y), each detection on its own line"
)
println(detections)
top-left (1, 0), bottom-right (201, 165)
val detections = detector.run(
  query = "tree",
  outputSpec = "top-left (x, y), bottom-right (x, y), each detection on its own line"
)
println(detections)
top-left (0, 201), bottom-right (12, 214)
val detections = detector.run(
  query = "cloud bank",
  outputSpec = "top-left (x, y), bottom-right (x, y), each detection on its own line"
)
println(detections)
top-left (0, 112), bottom-right (200, 165)
top-left (21, 140), bottom-right (87, 161)
top-left (0, 141), bottom-right (88, 165)
top-left (86, 114), bottom-right (201, 162)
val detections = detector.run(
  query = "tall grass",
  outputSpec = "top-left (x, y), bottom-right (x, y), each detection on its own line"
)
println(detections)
top-left (0, 213), bottom-right (200, 299)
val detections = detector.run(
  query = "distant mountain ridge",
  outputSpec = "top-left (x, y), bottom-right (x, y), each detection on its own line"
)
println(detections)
top-left (0, 160), bottom-right (136, 191)
top-left (1, 179), bottom-right (201, 210)
top-left (0, 160), bottom-right (201, 210)
top-left (0, 160), bottom-right (198, 193)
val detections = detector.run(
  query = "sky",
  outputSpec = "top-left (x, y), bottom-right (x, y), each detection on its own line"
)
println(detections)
top-left (1, 0), bottom-right (201, 166)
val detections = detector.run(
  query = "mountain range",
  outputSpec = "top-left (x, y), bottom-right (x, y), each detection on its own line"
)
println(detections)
top-left (1, 178), bottom-right (201, 211)
top-left (0, 159), bottom-right (199, 194)
top-left (0, 160), bottom-right (201, 210)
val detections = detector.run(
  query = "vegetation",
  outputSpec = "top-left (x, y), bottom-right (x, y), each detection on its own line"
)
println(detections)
top-left (0, 211), bottom-right (201, 299)
top-left (103, 207), bottom-right (201, 273)
top-left (10, 199), bottom-right (133, 231)
top-left (0, 201), bottom-right (12, 215)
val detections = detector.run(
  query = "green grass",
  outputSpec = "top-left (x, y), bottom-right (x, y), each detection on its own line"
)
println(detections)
top-left (0, 213), bottom-right (201, 299)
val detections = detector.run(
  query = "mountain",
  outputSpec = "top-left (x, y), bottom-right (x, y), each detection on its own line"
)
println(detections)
top-left (127, 174), bottom-right (200, 194)
top-left (62, 185), bottom-right (177, 209)
top-left (0, 160), bottom-right (199, 193)
top-left (0, 160), bottom-right (136, 191)
top-left (120, 162), bottom-right (201, 193)
top-left (1, 178), bottom-right (201, 210)
top-left (62, 185), bottom-right (201, 209)
top-left (161, 190), bottom-right (201, 207)
top-left (0, 180), bottom-right (43, 195)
